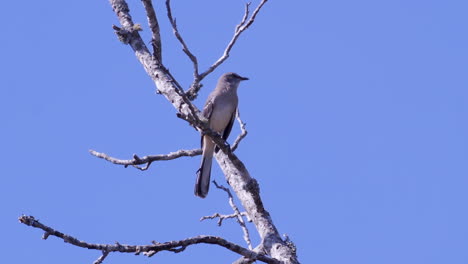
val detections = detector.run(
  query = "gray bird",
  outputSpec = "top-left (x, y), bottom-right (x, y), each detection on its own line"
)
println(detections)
top-left (195, 72), bottom-right (249, 198)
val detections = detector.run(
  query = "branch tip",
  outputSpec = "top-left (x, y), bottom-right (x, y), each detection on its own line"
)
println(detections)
top-left (42, 232), bottom-right (50, 240)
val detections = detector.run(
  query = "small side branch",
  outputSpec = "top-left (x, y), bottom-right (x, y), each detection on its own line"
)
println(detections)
top-left (19, 215), bottom-right (278, 264)
top-left (165, 0), bottom-right (199, 82)
top-left (141, 0), bottom-right (162, 61)
top-left (89, 148), bottom-right (202, 170)
top-left (90, 112), bottom-right (246, 171)
top-left (200, 212), bottom-right (250, 226)
top-left (213, 181), bottom-right (253, 250)
top-left (231, 110), bottom-right (248, 152)
top-left (186, 0), bottom-right (269, 99)
top-left (93, 251), bottom-right (109, 264)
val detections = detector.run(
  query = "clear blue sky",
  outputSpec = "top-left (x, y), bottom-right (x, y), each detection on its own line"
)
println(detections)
top-left (2, 0), bottom-right (468, 263)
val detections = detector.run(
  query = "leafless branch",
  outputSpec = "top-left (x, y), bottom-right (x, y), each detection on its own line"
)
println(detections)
top-left (213, 181), bottom-right (253, 250)
top-left (89, 108), bottom-right (246, 171)
top-left (89, 148), bottom-right (202, 170)
top-left (186, 0), bottom-right (269, 99)
top-left (200, 211), bottom-right (250, 226)
top-left (141, 0), bottom-right (162, 61)
top-left (19, 215), bottom-right (279, 264)
top-left (231, 110), bottom-right (248, 152)
top-left (89, 113), bottom-right (246, 170)
top-left (236, 2), bottom-right (251, 33)
top-left (165, 0), bottom-right (199, 81)
top-left (93, 251), bottom-right (109, 264)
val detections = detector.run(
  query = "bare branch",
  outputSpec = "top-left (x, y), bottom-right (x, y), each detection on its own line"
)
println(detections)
top-left (231, 110), bottom-right (248, 152)
top-left (165, 0), bottom-right (199, 81)
top-left (236, 2), bottom-right (251, 33)
top-left (89, 148), bottom-right (202, 170)
top-left (93, 251), bottom-right (109, 264)
top-left (19, 215), bottom-right (278, 263)
top-left (141, 0), bottom-right (162, 61)
top-left (90, 108), bottom-right (246, 171)
top-left (200, 212), bottom-right (250, 226)
top-left (213, 181), bottom-right (253, 250)
top-left (186, 0), bottom-right (269, 99)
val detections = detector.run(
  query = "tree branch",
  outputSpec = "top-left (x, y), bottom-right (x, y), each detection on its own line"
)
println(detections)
top-left (165, 0), bottom-right (199, 84)
top-left (89, 118), bottom-right (247, 171)
top-left (93, 250), bottom-right (109, 264)
top-left (213, 181), bottom-right (253, 249)
top-left (19, 215), bottom-right (279, 264)
top-left (231, 110), bottom-right (248, 152)
top-left (89, 148), bottom-right (201, 170)
top-left (200, 211), bottom-right (250, 226)
top-left (141, 0), bottom-right (162, 61)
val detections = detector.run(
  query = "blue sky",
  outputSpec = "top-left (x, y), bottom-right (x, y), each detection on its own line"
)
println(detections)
top-left (2, 0), bottom-right (468, 263)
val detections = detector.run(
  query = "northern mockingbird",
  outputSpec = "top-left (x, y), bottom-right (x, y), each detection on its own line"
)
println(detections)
top-left (195, 72), bottom-right (249, 198)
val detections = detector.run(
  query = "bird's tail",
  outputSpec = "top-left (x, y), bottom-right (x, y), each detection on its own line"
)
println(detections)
top-left (195, 142), bottom-right (214, 198)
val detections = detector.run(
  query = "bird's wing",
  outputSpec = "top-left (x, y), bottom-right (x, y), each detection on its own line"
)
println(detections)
top-left (200, 100), bottom-right (214, 148)
top-left (222, 109), bottom-right (236, 141)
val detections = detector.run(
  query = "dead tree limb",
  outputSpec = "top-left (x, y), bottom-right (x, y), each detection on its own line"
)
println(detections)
top-left (89, 148), bottom-right (201, 170)
top-left (213, 181), bottom-right (253, 249)
top-left (18, 215), bottom-right (278, 264)
top-left (165, 0), bottom-right (199, 81)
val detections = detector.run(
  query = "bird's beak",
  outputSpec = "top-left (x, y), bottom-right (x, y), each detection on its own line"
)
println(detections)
top-left (240, 76), bottom-right (249, 81)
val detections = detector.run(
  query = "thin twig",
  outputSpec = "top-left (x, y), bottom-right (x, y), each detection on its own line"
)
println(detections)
top-left (141, 0), bottom-right (162, 61)
top-left (231, 110), bottom-right (248, 152)
top-left (200, 212), bottom-right (250, 226)
top-left (18, 215), bottom-right (278, 264)
top-left (93, 251), bottom-right (109, 264)
top-left (236, 2), bottom-right (251, 33)
top-left (213, 181), bottom-right (253, 250)
top-left (165, 0), bottom-right (199, 82)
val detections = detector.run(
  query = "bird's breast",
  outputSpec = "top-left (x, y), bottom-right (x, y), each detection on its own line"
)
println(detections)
top-left (209, 101), bottom-right (237, 132)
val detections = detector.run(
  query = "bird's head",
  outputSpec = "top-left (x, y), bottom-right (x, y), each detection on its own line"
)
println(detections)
top-left (222, 72), bottom-right (249, 85)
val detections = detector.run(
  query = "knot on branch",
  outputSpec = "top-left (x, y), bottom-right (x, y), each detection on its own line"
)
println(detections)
top-left (245, 178), bottom-right (260, 194)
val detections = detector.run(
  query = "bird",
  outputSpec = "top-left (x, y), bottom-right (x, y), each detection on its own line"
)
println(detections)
top-left (194, 72), bottom-right (249, 198)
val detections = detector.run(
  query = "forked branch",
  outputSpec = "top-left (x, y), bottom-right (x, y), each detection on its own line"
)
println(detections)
top-left (165, 0), bottom-right (199, 78)
top-left (213, 181), bottom-right (253, 249)
top-left (165, 0), bottom-right (269, 100)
